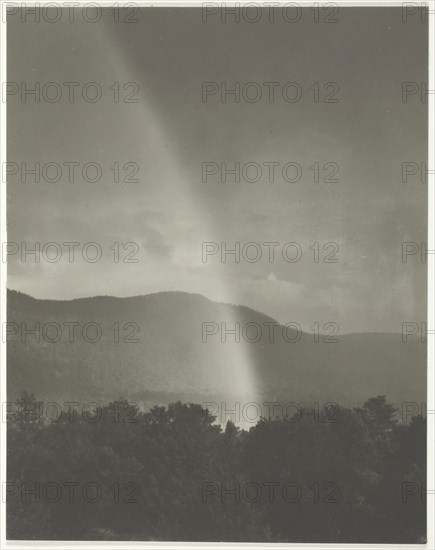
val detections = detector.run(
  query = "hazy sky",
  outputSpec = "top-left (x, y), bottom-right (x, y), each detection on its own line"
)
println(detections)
top-left (7, 7), bottom-right (427, 333)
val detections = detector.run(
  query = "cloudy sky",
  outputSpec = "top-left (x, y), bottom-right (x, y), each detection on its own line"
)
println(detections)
top-left (7, 7), bottom-right (427, 333)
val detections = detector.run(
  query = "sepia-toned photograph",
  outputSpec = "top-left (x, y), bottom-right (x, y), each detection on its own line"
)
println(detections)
top-left (0, 1), bottom-right (431, 546)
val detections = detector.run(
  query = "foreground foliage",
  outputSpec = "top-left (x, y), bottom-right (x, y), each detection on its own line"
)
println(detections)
top-left (7, 394), bottom-right (426, 542)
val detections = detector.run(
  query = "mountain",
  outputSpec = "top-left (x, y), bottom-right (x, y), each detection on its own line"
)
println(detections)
top-left (6, 289), bottom-right (426, 411)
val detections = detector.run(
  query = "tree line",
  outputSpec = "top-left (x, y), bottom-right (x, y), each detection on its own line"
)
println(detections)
top-left (7, 393), bottom-right (426, 542)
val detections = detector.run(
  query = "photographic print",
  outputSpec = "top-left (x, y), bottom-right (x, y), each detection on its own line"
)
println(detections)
top-left (1, 1), bottom-right (430, 546)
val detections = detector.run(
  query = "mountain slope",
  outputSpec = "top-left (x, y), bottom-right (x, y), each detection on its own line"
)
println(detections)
top-left (6, 290), bottom-right (426, 409)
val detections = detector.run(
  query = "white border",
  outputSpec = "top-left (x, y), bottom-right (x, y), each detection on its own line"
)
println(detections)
top-left (0, 1), bottom-right (433, 549)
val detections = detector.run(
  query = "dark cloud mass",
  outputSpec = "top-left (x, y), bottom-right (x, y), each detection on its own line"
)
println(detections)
top-left (7, 7), bottom-right (427, 333)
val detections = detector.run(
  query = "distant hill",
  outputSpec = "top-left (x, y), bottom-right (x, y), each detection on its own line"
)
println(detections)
top-left (6, 289), bottom-right (426, 411)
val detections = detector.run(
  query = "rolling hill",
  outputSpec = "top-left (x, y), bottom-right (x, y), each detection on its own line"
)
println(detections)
top-left (6, 289), bottom-right (426, 412)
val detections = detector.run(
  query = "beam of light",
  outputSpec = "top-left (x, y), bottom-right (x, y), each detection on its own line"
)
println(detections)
top-left (100, 24), bottom-right (259, 416)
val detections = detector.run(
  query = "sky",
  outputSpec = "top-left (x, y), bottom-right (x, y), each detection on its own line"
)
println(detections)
top-left (6, 6), bottom-right (428, 333)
